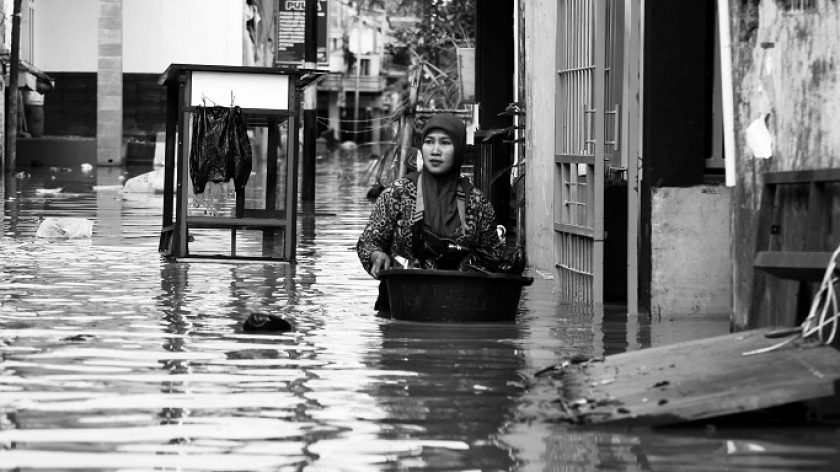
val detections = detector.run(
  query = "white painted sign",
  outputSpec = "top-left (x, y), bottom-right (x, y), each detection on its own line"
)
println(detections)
top-left (189, 71), bottom-right (290, 110)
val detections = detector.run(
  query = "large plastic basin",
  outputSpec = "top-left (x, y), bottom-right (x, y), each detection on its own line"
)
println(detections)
top-left (379, 268), bottom-right (534, 322)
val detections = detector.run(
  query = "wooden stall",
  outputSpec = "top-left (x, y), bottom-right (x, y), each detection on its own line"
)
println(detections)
top-left (157, 64), bottom-right (323, 262)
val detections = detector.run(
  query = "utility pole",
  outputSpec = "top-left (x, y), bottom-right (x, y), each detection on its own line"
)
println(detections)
top-left (4, 0), bottom-right (22, 172)
top-left (301, 0), bottom-right (318, 201)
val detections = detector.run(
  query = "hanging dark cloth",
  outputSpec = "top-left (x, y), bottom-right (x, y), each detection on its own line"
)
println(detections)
top-left (189, 105), bottom-right (253, 194)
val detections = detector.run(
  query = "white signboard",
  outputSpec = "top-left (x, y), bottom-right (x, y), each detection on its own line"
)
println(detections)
top-left (189, 71), bottom-right (290, 110)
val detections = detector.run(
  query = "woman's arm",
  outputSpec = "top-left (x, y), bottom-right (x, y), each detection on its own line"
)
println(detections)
top-left (471, 192), bottom-right (505, 257)
top-left (357, 185), bottom-right (401, 276)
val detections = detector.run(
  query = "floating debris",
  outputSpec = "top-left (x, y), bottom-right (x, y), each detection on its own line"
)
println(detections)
top-left (92, 185), bottom-right (123, 192)
top-left (242, 312), bottom-right (293, 333)
top-left (35, 187), bottom-right (64, 195)
top-left (35, 218), bottom-right (94, 239)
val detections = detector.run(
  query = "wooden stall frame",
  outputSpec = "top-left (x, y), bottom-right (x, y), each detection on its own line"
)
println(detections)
top-left (157, 64), bottom-right (325, 262)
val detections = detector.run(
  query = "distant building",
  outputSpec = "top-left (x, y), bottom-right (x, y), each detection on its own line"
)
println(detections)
top-left (6, 0), bottom-right (406, 165)
top-left (318, 1), bottom-right (407, 154)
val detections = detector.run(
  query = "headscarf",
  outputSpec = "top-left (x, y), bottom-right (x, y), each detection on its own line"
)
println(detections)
top-left (419, 114), bottom-right (467, 238)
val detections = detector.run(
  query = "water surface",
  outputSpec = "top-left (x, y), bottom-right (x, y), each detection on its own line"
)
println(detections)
top-left (1, 156), bottom-right (837, 471)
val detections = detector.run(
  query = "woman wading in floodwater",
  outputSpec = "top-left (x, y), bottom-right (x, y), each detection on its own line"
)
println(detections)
top-left (356, 113), bottom-right (504, 310)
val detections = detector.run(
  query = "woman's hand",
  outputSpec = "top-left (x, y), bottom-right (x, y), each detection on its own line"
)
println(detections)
top-left (369, 251), bottom-right (391, 279)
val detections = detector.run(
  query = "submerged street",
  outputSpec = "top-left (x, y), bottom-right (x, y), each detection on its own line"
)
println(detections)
top-left (0, 153), bottom-right (837, 471)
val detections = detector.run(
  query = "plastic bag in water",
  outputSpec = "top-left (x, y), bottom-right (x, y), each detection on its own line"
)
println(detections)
top-left (122, 169), bottom-right (165, 193)
top-left (36, 218), bottom-right (94, 239)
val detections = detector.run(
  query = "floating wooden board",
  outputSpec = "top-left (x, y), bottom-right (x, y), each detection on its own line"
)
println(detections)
top-left (547, 327), bottom-right (840, 427)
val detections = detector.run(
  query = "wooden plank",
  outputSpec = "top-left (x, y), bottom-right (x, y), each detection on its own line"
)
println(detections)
top-left (764, 168), bottom-right (840, 185)
top-left (545, 327), bottom-right (840, 427)
top-left (188, 216), bottom-right (288, 229)
top-left (753, 251), bottom-right (837, 281)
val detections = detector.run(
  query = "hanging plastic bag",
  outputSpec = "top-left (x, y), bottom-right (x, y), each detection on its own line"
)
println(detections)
top-left (189, 106), bottom-right (252, 194)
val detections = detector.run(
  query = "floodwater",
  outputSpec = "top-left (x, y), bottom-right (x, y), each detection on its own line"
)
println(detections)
top-left (1, 154), bottom-right (838, 471)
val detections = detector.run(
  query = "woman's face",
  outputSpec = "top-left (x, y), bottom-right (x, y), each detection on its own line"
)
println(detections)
top-left (421, 129), bottom-right (456, 176)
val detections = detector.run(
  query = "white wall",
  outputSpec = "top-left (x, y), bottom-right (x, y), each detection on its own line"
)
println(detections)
top-left (123, 0), bottom-right (243, 73)
top-left (523, 0), bottom-right (556, 271)
top-left (34, 0), bottom-right (98, 71)
top-left (35, 0), bottom-right (243, 73)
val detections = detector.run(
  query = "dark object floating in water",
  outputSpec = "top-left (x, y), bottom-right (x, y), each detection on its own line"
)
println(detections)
top-left (62, 334), bottom-right (96, 343)
top-left (242, 312), bottom-right (292, 333)
top-left (379, 268), bottom-right (533, 323)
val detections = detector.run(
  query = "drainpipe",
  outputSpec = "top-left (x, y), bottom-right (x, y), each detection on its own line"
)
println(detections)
top-left (718, 0), bottom-right (737, 187)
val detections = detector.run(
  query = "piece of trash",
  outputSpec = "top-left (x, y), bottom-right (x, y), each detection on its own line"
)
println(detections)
top-left (13, 172), bottom-right (30, 179)
top-left (653, 381), bottom-right (670, 388)
top-left (473, 385), bottom-right (489, 391)
top-left (746, 114), bottom-right (773, 158)
top-left (242, 312), bottom-right (292, 333)
top-left (658, 399), bottom-right (669, 406)
top-left (36, 188), bottom-right (64, 195)
top-left (81, 163), bottom-right (93, 172)
top-left (62, 334), bottom-right (96, 343)
top-left (35, 218), bottom-right (94, 239)
top-left (122, 169), bottom-right (165, 193)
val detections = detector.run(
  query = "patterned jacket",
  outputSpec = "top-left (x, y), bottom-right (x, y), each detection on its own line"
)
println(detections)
top-left (357, 176), bottom-right (504, 273)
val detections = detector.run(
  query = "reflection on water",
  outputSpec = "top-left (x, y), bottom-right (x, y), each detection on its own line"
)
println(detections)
top-left (1, 156), bottom-right (837, 471)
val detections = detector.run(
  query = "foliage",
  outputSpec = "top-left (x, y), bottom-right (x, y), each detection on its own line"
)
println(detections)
top-left (383, 0), bottom-right (477, 109)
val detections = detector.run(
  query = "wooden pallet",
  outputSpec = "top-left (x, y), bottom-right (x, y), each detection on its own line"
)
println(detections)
top-left (541, 327), bottom-right (840, 427)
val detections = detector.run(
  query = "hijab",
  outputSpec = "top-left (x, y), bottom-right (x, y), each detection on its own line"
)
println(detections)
top-left (419, 114), bottom-right (467, 239)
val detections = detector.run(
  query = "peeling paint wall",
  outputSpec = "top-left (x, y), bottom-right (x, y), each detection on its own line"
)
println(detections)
top-left (731, 0), bottom-right (840, 328)
top-left (523, 0), bottom-right (556, 272)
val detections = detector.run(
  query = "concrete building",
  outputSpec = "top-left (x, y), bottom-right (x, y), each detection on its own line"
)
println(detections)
top-left (318, 1), bottom-right (401, 154)
top-left (13, 0), bottom-right (249, 167)
top-left (517, 1), bottom-right (731, 316)
top-left (3, 0), bottom-right (401, 167)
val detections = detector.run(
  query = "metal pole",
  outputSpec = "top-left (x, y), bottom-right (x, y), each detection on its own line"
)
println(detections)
top-left (302, 0), bottom-right (318, 201)
top-left (5, 0), bottom-right (22, 172)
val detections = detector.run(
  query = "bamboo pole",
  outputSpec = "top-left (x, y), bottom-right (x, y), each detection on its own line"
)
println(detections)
top-left (397, 65), bottom-right (421, 178)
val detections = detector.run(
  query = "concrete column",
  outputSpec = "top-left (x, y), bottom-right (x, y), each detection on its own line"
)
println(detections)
top-left (97, 0), bottom-right (123, 166)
